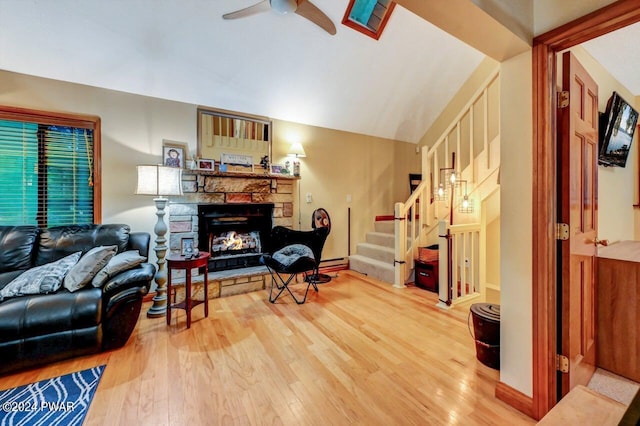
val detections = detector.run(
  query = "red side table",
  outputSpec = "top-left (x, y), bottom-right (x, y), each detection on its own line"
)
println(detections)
top-left (166, 252), bottom-right (210, 328)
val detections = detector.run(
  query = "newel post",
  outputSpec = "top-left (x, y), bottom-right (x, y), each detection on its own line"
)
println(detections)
top-left (394, 202), bottom-right (407, 288)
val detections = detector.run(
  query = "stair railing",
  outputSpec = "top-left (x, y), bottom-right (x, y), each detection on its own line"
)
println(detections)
top-left (393, 68), bottom-right (499, 288)
top-left (437, 220), bottom-right (482, 307)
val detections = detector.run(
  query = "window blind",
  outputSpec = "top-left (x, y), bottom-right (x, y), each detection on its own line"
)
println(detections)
top-left (0, 120), bottom-right (38, 224)
top-left (0, 119), bottom-right (94, 227)
top-left (43, 126), bottom-right (94, 226)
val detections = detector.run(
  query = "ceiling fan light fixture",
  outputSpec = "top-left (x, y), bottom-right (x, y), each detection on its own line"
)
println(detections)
top-left (271, 0), bottom-right (297, 14)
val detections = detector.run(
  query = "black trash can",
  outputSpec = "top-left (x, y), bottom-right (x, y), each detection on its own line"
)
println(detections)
top-left (469, 303), bottom-right (500, 369)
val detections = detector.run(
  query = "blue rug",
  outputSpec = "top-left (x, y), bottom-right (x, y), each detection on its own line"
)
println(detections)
top-left (0, 365), bottom-right (105, 426)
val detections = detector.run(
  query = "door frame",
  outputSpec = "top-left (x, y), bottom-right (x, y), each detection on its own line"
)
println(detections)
top-left (532, 0), bottom-right (640, 420)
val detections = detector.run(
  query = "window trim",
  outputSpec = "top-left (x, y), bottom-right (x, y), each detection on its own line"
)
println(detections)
top-left (0, 105), bottom-right (102, 224)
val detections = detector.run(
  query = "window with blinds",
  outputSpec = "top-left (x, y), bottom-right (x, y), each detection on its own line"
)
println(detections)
top-left (0, 107), bottom-right (100, 227)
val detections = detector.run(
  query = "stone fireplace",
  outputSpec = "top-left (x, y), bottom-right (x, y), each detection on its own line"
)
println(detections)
top-left (198, 203), bottom-right (273, 272)
top-left (167, 170), bottom-right (296, 298)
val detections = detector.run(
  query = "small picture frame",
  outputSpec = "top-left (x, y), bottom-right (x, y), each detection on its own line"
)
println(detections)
top-left (270, 164), bottom-right (282, 174)
top-left (180, 238), bottom-right (194, 256)
top-left (197, 158), bottom-right (214, 170)
top-left (162, 140), bottom-right (189, 169)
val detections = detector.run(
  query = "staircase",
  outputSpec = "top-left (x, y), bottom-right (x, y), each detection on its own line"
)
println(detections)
top-left (349, 66), bottom-right (500, 290)
top-left (349, 219), bottom-right (396, 284)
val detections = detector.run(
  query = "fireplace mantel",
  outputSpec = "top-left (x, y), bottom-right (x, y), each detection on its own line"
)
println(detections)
top-left (185, 169), bottom-right (300, 180)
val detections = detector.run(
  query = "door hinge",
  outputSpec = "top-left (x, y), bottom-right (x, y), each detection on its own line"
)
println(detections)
top-left (558, 91), bottom-right (569, 108)
top-left (556, 223), bottom-right (569, 240)
top-left (556, 354), bottom-right (569, 373)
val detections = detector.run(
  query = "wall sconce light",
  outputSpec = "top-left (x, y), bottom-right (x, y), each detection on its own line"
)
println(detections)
top-left (434, 165), bottom-right (458, 201)
top-left (435, 182), bottom-right (448, 201)
top-left (457, 180), bottom-right (474, 214)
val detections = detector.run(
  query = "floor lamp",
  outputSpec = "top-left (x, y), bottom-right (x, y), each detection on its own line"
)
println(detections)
top-left (135, 165), bottom-right (183, 318)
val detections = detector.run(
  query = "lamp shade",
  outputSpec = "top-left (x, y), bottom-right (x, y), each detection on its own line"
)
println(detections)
top-left (135, 165), bottom-right (183, 196)
top-left (287, 143), bottom-right (306, 158)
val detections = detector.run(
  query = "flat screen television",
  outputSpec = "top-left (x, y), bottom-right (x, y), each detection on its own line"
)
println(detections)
top-left (598, 91), bottom-right (639, 167)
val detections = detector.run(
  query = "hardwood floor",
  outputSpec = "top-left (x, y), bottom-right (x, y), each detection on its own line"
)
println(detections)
top-left (0, 271), bottom-right (534, 425)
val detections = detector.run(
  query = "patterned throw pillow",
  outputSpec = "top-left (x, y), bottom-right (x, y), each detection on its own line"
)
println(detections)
top-left (0, 251), bottom-right (82, 301)
top-left (63, 245), bottom-right (118, 292)
top-left (91, 250), bottom-right (147, 288)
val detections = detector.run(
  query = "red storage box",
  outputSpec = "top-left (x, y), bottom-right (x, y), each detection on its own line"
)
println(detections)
top-left (415, 259), bottom-right (438, 292)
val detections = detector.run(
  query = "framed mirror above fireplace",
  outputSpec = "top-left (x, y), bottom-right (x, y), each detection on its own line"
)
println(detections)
top-left (197, 107), bottom-right (272, 172)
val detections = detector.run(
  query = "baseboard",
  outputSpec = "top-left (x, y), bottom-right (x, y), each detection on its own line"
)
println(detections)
top-left (495, 381), bottom-right (534, 419)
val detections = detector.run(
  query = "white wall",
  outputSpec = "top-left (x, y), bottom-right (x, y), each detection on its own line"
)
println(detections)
top-left (499, 51), bottom-right (533, 396)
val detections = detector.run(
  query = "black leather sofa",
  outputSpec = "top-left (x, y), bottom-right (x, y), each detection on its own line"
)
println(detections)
top-left (0, 224), bottom-right (155, 375)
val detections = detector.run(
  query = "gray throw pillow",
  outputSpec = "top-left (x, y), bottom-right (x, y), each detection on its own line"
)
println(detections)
top-left (273, 244), bottom-right (315, 266)
top-left (0, 251), bottom-right (82, 301)
top-left (63, 245), bottom-right (118, 292)
top-left (91, 250), bottom-right (147, 288)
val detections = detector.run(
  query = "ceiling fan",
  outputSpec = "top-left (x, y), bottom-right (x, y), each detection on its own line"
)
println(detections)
top-left (223, 0), bottom-right (336, 35)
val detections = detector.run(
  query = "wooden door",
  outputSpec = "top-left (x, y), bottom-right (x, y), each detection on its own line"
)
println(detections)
top-left (557, 51), bottom-right (598, 397)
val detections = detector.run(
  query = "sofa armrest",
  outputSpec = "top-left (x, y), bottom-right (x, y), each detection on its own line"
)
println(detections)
top-left (102, 263), bottom-right (155, 295)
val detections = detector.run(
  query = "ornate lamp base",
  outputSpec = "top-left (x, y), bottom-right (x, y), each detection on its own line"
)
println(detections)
top-left (147, 197), bottom-right (169, 318)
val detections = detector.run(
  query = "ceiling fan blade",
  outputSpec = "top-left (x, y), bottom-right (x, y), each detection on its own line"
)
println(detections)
top-left (223, 0), bottom-right (271, 20)
top-left (295, 0), bottom-right (336, 35)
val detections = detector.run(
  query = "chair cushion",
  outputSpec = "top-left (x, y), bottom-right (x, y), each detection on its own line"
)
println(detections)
top-left (273, 244), bottom-right (315, 266)
top-left (63, 245), bottom-right (118, 292)
top-left (261, 244), bottom-right (317, 274)
top-left (0, 251), bottom-right (82, 301)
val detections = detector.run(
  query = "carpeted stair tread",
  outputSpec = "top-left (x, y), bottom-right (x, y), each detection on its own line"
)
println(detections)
top-left (365, 231), bottom-right (395, 248)
top-left (355, 242), bottom-right (395, 264)
top-left (349, 254), bottom-right (395, 284)
top-left (374, 220), bottom-right (395, 234)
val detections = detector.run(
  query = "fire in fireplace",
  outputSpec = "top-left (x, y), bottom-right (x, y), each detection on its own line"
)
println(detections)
top-left (198, 203), bottom-right (274, 271)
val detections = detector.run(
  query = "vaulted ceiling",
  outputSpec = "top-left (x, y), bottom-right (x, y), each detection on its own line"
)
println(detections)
top-left (0, 0), bottom-right (485, 143)
top-left (2, 1), bottom-right (639, 145)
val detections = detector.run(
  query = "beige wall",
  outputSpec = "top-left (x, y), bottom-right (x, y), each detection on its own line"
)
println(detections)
top-left (483, 190), bottom-right (501, 288)
top-left (271, 120), bottom-right (420, 258)
top-left (568, 46), bottom-right (639, 244)
top-left (0, 69), bottom-right (419, 263)
top-left (499, 50), bottom-right (533, 396)
top-left (470, 0), bottom-right (533, 42)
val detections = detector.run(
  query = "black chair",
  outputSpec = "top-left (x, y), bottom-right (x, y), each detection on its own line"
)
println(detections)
top-left (260, 225), bottom-right (329, 304)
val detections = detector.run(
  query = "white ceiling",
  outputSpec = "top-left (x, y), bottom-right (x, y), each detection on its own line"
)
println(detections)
top-left (0, 0), bottom-right (485, 144)
top-left (581, 21), bottom-right (640, 96)
top-left (1, 1), bottom-right (638, 145)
